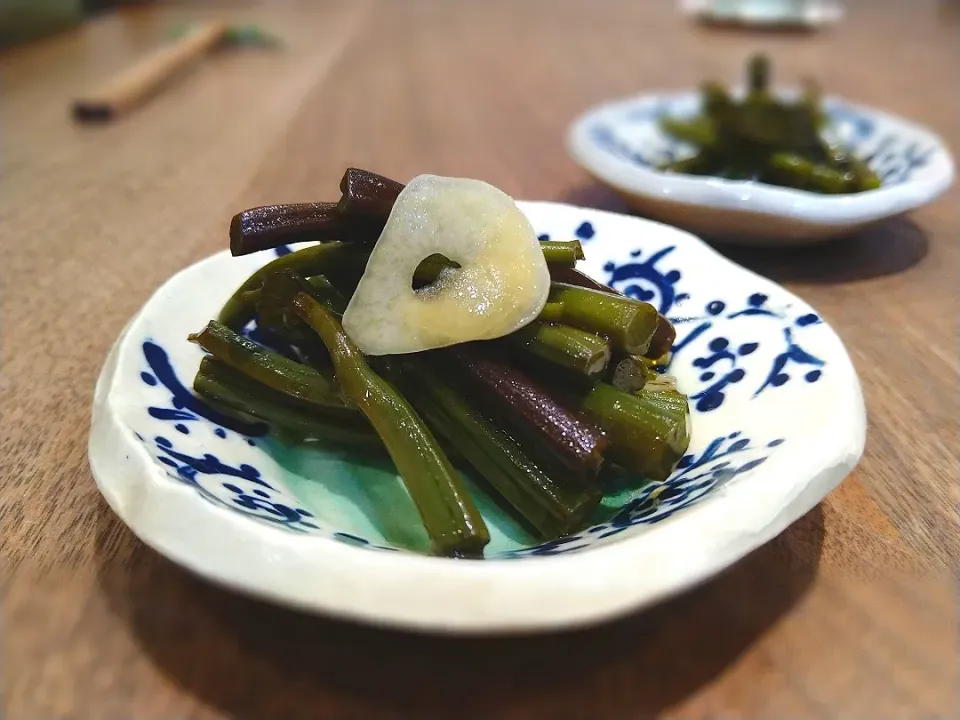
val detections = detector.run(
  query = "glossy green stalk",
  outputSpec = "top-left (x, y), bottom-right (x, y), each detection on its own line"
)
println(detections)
top-left (768, 152), bottom-right (854, 194)
top-left (253, 270), bottom-right (349, 348)
top-left (537, 301), bottom-right (565, 323)
top-left (410, 254), bottom-right (461, 287)
top-left (642, 388), bottom-right (689, 420)
top-left (194, 357), bottom-right (377, 446)
top-left (747, 53), bottom-right (771, 94)
top-left (303, 274), bottom-right (349, 313)
top-left (639, 372), bottom-right (689, 416)
top-left (247, 269), bottom-right (351, 369)
top-left (412, 241), bottom-right (585, 286)
top-left (657, 56), bottom-right (877, 195)
top-left (292, 293), bottom-right (489, 558)
top-left (702, 80), bottom-right (733, 116)
top-left (506, 347), bottom-right (603, 397)
top-left (545, 283), bottom-right (660, 355)
top-left (849, 157), bottom-right (882, 191)
top-left (578, 383), bottom-right (690, 482)
top-left (801, 78), bottom-right (828, 130)
top-left (661, 153), bottom-right (710, 175)
top-left (510, 322), bottom-right (611, 378)
top-left (396, 364), bottom-right (602, 539)
top-left (244, 273), bottom-right (346, 307)
top-left (540, 240), bottom-right (586, 265)
top-left (822, 144), bottom-right (881, 191)
top-left (218, 242), bottom-right (368, 331)
top-left (546, 269), bottom-right (678, 356)
top-left (188, 320), bottom-right (355, 416)
top-left (661, 116), bottom-right (717, 147)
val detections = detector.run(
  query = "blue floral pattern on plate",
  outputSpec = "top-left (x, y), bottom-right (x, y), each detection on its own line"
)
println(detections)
top-left (127, 218), bottom-right (828, 558)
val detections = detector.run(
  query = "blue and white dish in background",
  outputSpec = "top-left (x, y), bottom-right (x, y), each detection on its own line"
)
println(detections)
top-left (678, 0), bottom-right (844, 29)
top-left (567, 90), bottom-right (954, 245)
top-left (89, 203), bottom-right (865, 633)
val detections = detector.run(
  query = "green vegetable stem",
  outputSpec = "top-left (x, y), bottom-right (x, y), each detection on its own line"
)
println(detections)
top-left (217, 242), bottom-right (368, 330)
top-left (293, 292), bottom-right (490, 558)
top-left (545, 283), bottom-right (660, 356)
top-left (194, 357), bottom-right (377, 446)
top-left (578, 383), bottom-right (690, 482)
top-left (188, 320), bottom-right (355, 416)
top-left (395, 363), bottom-right (602, 539)
top-left (509, 321), bottom-right (611, 378)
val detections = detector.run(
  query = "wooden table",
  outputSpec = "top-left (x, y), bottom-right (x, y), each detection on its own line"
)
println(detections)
top-left (2, 1), bottom-right (957, 717)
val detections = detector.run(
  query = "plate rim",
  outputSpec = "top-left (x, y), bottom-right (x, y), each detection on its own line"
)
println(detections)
top-left (88, 202), bottom-right (867, 634)
top-left (678, 0), bottom-right (845, 27)
top-left (566, 90), bottom-right (955, 226)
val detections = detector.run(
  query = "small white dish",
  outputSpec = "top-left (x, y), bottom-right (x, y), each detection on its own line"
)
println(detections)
top-left (679, 0), bottom-right (845, 29)
top-left (567, 90), bottom-right (955, 245)
top-left (89, 202), bottom-right (865, 634)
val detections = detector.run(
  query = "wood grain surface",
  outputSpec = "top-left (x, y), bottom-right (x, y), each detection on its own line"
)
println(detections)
top-left (1, 0), bottom-right (957, 717)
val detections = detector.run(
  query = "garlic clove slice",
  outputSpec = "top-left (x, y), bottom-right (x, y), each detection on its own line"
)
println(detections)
top-left (342, 174), bottom-right (550, 356)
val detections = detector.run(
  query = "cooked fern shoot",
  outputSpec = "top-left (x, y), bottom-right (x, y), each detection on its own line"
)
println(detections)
top-left (189, 168), bottom-right (692, 559)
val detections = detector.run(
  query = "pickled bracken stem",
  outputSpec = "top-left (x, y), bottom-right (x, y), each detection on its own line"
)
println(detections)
top-left (545, 283), bottom-right (660, 356)
top-left (292, 293), bottom-right (490, 558)
top-left (194, 357), bottom-right (376, 445)
top-left (509, 322), bottom-right (611, 378)
top-left (447, 346), bottom-right (607, 484)
top-left (217, 242), bottom-right (368, 330)
top-left (395, 362), bottom-right (602, 539)
top-left (188, 320), bottom-right (354, 416)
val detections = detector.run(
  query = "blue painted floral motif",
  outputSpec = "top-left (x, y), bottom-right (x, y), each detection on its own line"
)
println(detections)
top-left (141, 341), bottom-right (268, 437)
top-left (824, 103), bottom-right (876, 143)
top-left (137, 432), bottom-right (319, 531)
top-left (137, 341), bottom-right (327, 533)
top-left (500, 432), bottom-right (784, 557)
top-left (603, 246), bottom-right (689, 315)
top-left (857, 136), bottom-right (934, 185)
top-left (588, 97), bottom-right (933, 186)
top-left (589, 123), bottom-right (664, 170)
top-left (668, 295), bottom-right (825, 411)
top-left (238, 320), bottom-right (301, 362)
top-left (598, 240), bottom-right (826, 412)
top-left (753, 326), bottom-right (824, 397)
top-left (575, 221), bottom-right (596, 241)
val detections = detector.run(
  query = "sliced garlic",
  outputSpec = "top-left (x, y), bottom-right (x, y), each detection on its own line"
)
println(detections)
top-left (342, 174), bottom-right (550, 356)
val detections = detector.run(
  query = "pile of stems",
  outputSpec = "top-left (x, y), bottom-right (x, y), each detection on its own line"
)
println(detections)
top-left (191, 168), bottom-right (690, 558)
top-left (658, 54), bottom-right (881, 194)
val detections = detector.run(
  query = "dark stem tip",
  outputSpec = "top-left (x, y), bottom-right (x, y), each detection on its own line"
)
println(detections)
top-left (72, 102), bottom-right (114, 123)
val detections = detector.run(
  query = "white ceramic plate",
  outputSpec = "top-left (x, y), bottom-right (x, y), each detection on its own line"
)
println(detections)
top-left (567, 90), bottom-right (955, 245)
top-left (89, 202), bottom-right (865, 634)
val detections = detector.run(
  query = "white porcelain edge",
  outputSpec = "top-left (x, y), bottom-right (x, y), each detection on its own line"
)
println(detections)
top-left (88, 202), bottom-right (867, 634)
top-left (679, 0), bottom-right (845, 27)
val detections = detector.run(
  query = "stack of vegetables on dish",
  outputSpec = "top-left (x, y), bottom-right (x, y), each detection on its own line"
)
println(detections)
top-left (659, 54), bottom-right (882, 194)
top-left (188, 169), bottom-right (691, 558)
